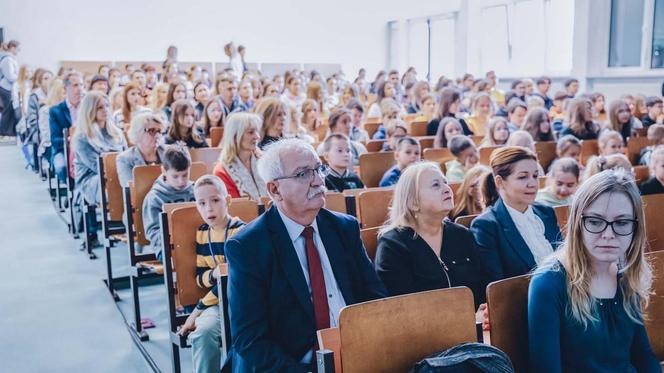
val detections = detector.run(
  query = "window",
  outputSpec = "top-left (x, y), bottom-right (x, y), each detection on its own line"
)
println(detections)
top-left (608, 0), bottom-right (645, 67)
top-left (479, 5), bottom-right (510, 75)
top-left (652, 0), bottom-right (664, 68)
top-left (429, 16), bottom-right (456, 80)
top-left (406, 20), bottom-right (429, 80)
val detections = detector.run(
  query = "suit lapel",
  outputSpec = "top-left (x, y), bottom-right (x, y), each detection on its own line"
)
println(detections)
top-left (62, 101), bottom-right (72, 127)
top-left (495, 199), bottom-right (536, 269)
top-left (533, 205), bottom-right (559, 246)
top-left (317, 211), bottom-right (353, 304)
top-left (265, 207), bottom-right (314, 322)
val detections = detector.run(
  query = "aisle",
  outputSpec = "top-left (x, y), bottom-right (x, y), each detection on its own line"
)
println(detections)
top-left (0, 145), bottom-right (149, 372)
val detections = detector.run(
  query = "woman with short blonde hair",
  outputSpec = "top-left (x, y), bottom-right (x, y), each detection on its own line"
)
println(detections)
top-left (254, 97), bottom-right (286, 149)
top-left (117, 112), bottom-right (165, 187)
top-left (213, 112), bottom-right (267, 200)
top-left (528, 170), bottom-right (658, 372)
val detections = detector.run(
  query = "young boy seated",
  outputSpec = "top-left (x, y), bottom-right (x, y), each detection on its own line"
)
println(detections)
top-left (372, 99), bottom-right (400, 140)
top-left (381, 119), bottom-right (408, 152)
top-left (640, 146), bottom-right (664, 195)
top-left (177, 175), bottom-right (245, 373)
top-left (506, 99), bottom-right (527, 133)
top-left (445, 135), bottom-right (479, 183)
top-left (598, 130), bottom-right (624, 156)
top-left (142, 145), bottom-right (196, 261)
top-left (323, 133), bottom-right (365, 192)
top-left (379, 136), bottom-right (421, 187)
top-left (641, 96), bottom-right (663, 127)
top-left (639, 124), bottom-right (664, 166)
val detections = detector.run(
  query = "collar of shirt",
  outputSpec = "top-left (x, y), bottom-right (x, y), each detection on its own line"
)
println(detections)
top-left (277, 207), bottom-right (319, 242)
top-left (504, 203), bottom-right (538, 227)
top-left (328, 167), bottom-right (349, 179)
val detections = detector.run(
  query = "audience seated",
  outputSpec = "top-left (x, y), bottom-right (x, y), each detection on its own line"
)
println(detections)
top-left (142, 145), bottom-right (195, 260)
top-left (381, 119), bottom-right (407, 152)
top-left (583, 153), bottom-right (632, 182)
top-left (225, 138), bottom-right (386, 371)
top-left (346, 98), bottom-right (370, 142)
top-left (607, 99), bottom-right (636, 142)
top-left (427, 87), bottom-right (473, 136)
top-left (367, 80), bottom-right (395, 118)
top-left (25, 69), bottom-right (53, 153)
top-left (598, 129), bottom-right (624, 156)
top-left (480, 117), bottom-right (510, 147)
top-left (465, 92), bottom-right (493, 136)
top-left (254, 97), bottom-right (285, 149)
top-left (450, 164), bottom-right (491, 221)
top-left (522, 107), bottom-right (555, 142)
top-left (507, 130), bottom-right (545, 175)
top-left (641, 96), bottom-right (663, 127)
top-left (471, 146), bottom-right (561, 283)
top-left (379, 136), bottom-right (421, 187)
top-left (445, 135), bottom-right (479, 183)
top-left (317, 108), bottom-right (367, 166)
top-left (639, 124), bottom-right (664, 166)
top-left (370, 98), bottom-right (400, 140)
top-left (640, 146), bottom-right (664, 195)
top-left (49, 71), bottom-right (82, 181)
top-left (433, 117), bottom-right (463, 149)
top-left (177, 175), bottom-right (245, 373)
top-left (300, 99), bottom-right (322, 140)
top-left (506, 99), bottom-right (528, 133)
top-left (375, 161), bottom-right (487, 308)
top-left (322, 133), bottom-right (364, 192)
top-left (164, 99), bottom-right (207, 148)
top-left (38, 77), bottom-right (63, 161)
top-left (213, 113), bottom-right (267, 200)
top-left (536, 157), bottom-right (580, 206)
top-left (555, 134), bottom-right (582, 166)
top-left (73, 91), bottom-right (127, 206)
top-left (112, 82), bottom-right (150, 129)
top-left (200, 95), bottom-right (223, 136)
top-left (162, 82), bottom-right (187, 122)
top-left (528, 170), bottom-right (660, 372)
top-left (559, 98), bottom-right (599, 140)
top-left (192, 81), bottom-right (210, 120)
top-left (116, 112), bottom-right (164, 187)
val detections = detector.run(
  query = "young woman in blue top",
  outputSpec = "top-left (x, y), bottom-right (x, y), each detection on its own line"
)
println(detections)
top-left (528, 169), bottom-right (660, 372)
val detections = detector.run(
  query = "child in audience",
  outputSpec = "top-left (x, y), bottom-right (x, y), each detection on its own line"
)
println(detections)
top-left (371, 98), bottom-right (400, 140)
top-left (382, 119), bottom-right (407, 152)
top-left (113, 82), bottom-right (150, 129)
top-left (323, 133), bottom-right (364, 192)
top-left (536, 157), bottom-right (580, 206)
top-left (640, 146), bottom-right (664, 195)
top-left (162, 82), bottom-right (187, 122)
top-left (506, 99), bottom-right (528, 133)
top-left (607, 99), bottom-right (634, 142)
top-left (445, 135), bottom-right (479, 183)
top-left (177, 175), bottom-right (245, 373)
top-left (379, 136), bottom-right (421, 187)
top-left (555, 135), bottom-right (582, 165)
top-left (480, 117), bottom-right (510, 147)
top-left (301, 99), bottom-right (322, 141)
top-left (560, 98), bottom-right (600, 140)
top-left (522, 107), bottom-right (555, 142)
top-left (316, 108), bottom-right (367, 166)
top-left (641, 96), bottom-right (663, 127)
top-left (598, 129), bottom-right (624, 156)
top-left (142, 145), bottom-right (196, 261)
top-left (417, 94), bottom-right (437, 123)
top-left (254, 97), bottom-right (286, 149)
top-left (549, 91), bottom-right (568, 121)
top-left (346, 98), bottom-right (370, 142)
top-left (465, 92), bottom-right (493, 136)
top-left (433, 117), bottom-right (463, 148)
top-left (165, 99), bottom-right (208, 148)
top-left (582, 153), bottom-right (632, 182)
top-left (450, 165), bottom-right (491, 221)
top-left (200, 96), bottom-right (224, 137)
top-left (639, 124), bottom-right (664, 166)
top-left (507, 130), bottom-right (545, 175)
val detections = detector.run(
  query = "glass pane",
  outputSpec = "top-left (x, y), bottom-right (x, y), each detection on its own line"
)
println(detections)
top-left (608, 0), bottom-right (644, 67)
top-left (429, 17), bottom-right (455, 81)
top-left (544, 0), bottom-right (574, 73)
top-left (387, 21), bottom-right (400, 71)
top-left (406, 20), bottom-right (429, 81)
top-left (479, 5), bottom-right (510, 75)
top-left (511, 0), bottom-right (546, 76)
top-left (652, 0), bottom-right (664, 68)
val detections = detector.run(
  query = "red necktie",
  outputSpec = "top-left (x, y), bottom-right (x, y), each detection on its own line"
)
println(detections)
top-left (302, 226), bottom-right (330, 332)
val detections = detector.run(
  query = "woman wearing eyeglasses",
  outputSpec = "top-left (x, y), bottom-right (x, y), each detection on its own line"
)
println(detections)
top-left (528, 170), bottom-right (659, 372)
top-left (116, 112), bottom-right (165, 188)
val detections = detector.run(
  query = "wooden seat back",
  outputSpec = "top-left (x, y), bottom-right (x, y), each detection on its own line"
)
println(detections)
top-left (633, 165), bottom-right (649, 184)
top-left (357, 189), bottom-right (393, 228)
top-left (479, 145), bottom-right (501, 165)
top-left (189, 147), bottom-right (222, 174)
top-left (645, 250), bottom-right (664, 361)
top-left (358, 152), bottom-right (396, 188)
top-left (408, 121), bottom-right (428, 136)
top-left (338, 287), bottom-right (477, 372)
top-left (644, 194), bottom-right (664, 251)
top-left (360, 227), bottom-right (380, 261)
top-left (209, 127), bottom-right (224, 147)
top-left (534, 141), bottom-right (557, 171)
top-left (486, 274), bottom-right (531, 373)
top-left (363, 119), bottom-right (382, 139)
top-left (365, 139), bottom-right (386, 153)
top-left (102, 152), bottom-right (124, 221)
top-left (423, 148), bottom-right (454, 166)
top-left (169, 205), bottom-right (208, 307)
top-left (454, 214), bottom-right (478, 228)
top-left (416, 136), bottom-right (435, 150)
top-left (580, 139), bottom-right (598, 165)
top-left (131, 165), bottom-right (163, 246)
top-left (553, 205), bottom-right (569, 236)
top-left (325, 192), bottom-right (347, 214)
top-left (627, 137), bottom-right (652, 165)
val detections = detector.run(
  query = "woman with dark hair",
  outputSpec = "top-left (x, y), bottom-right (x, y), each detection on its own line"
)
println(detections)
top-left (193, 80), bottom-right (210, 120)
top-left (200, 96), bottom-right (224, 136)
top-left (162, 82), bottom-right (187, 122)
top-left (367, 80), bottom-right (395, 117)
top-left (427, 87), bottom-right (473, 136)
top-left (559, 98), bottom-right (599, 140)
top-left (471, 146), bottom-right (561, 283)
top-left (522, 107), bottom-right (555, 142)
top-left (164, 99), bottom-right (207, 148)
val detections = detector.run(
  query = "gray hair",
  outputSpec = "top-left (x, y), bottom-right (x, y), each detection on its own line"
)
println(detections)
top-left (257, 138), bottom-right (318, 182)
top-left (127, 112), bottom-right (165, 144)
top-left (63, 71), bottom-right (82, 87)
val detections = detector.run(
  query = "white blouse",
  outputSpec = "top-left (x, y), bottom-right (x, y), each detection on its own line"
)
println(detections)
top-left (504, 203), bottom-right (553, 265)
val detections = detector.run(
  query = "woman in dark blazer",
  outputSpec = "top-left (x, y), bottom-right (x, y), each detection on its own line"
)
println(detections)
top-left (375, 161), bottom-right (486, 308)
top-left (471, 146), bottom-right (561, 284)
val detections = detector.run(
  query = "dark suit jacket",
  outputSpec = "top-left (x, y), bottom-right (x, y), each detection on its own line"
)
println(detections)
top-left (224, 206), bottom-right (387, 372)
top-left (49, 100), bottom-right (72, 157)
top-left (470, 198), bottom-right (561, 284)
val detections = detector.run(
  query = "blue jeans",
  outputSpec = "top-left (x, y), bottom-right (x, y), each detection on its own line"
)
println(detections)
top-left (52, 151), bottom-right (67, 182)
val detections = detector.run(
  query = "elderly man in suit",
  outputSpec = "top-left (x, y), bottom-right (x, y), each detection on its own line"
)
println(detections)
top-left (225, 138), bottom-right (386, 372)
top-left (49, 71), bottom-right (83, 181)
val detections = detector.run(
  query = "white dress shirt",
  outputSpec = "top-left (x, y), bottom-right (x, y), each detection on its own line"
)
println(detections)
top-left (277, 208), bottom-right (347, 364)
top-left (504, 203), bottom-right (553, 265)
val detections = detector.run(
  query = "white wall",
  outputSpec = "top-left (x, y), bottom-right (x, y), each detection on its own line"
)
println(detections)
top-left (0, 0), bottom-right (459, 78)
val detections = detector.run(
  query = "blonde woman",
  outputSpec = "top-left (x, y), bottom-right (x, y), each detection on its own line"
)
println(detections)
top-left (284, 104), bottom-right (315, 144)
top-left (254, 97), bottom-right (286, 149)
top-left (213, 112), bottom-right (267, 200)
top-left (116, 112), bottom-right (165, 187)
top-left (149, 83), bottom-right (169, 111)
top-left (112, 82), bottom-right (149, 130)
top-left (73, 92), bottom-right (127, 205)
top-left (582, 153), bottom-right (632, 183)
top-left (528, 170), bottom-right (659, 372)
top-left (375, 161), bottom-right (487, 308)
top-left (480, 117), bottom-right (510, 147)
top-left (465, 92), bottom-right (494, 136)
top-left (450, 164), bottom-right (491, 221)
top-left (38, 78), bottom-right (64, 157)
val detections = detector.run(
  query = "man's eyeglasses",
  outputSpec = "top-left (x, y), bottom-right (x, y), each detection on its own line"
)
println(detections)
top-left (581, 216), bottom-right (637, 236)
top-left (144, 128), bottom-right (161, 136)
top-left (274, 164), bottom-right (329, 183)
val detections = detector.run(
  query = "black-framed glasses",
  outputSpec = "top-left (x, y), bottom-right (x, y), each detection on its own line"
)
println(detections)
top-left (274, 164), bottom-right (329, 183)
top-left (144, 128), bottom-right (161, 136)
top-left (581, 216), bottom-right (637, 236)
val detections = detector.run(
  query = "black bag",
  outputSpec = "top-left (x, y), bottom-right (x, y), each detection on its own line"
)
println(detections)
top-left (409, 343), bottom-right (515, 373)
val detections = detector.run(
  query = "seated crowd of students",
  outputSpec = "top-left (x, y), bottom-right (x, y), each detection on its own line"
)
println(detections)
top-left (14, 45), bottom-right (664, 372)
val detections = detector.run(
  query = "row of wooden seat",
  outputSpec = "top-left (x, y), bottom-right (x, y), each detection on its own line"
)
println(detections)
top-left (313, 250), bottom-right (664, 372)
